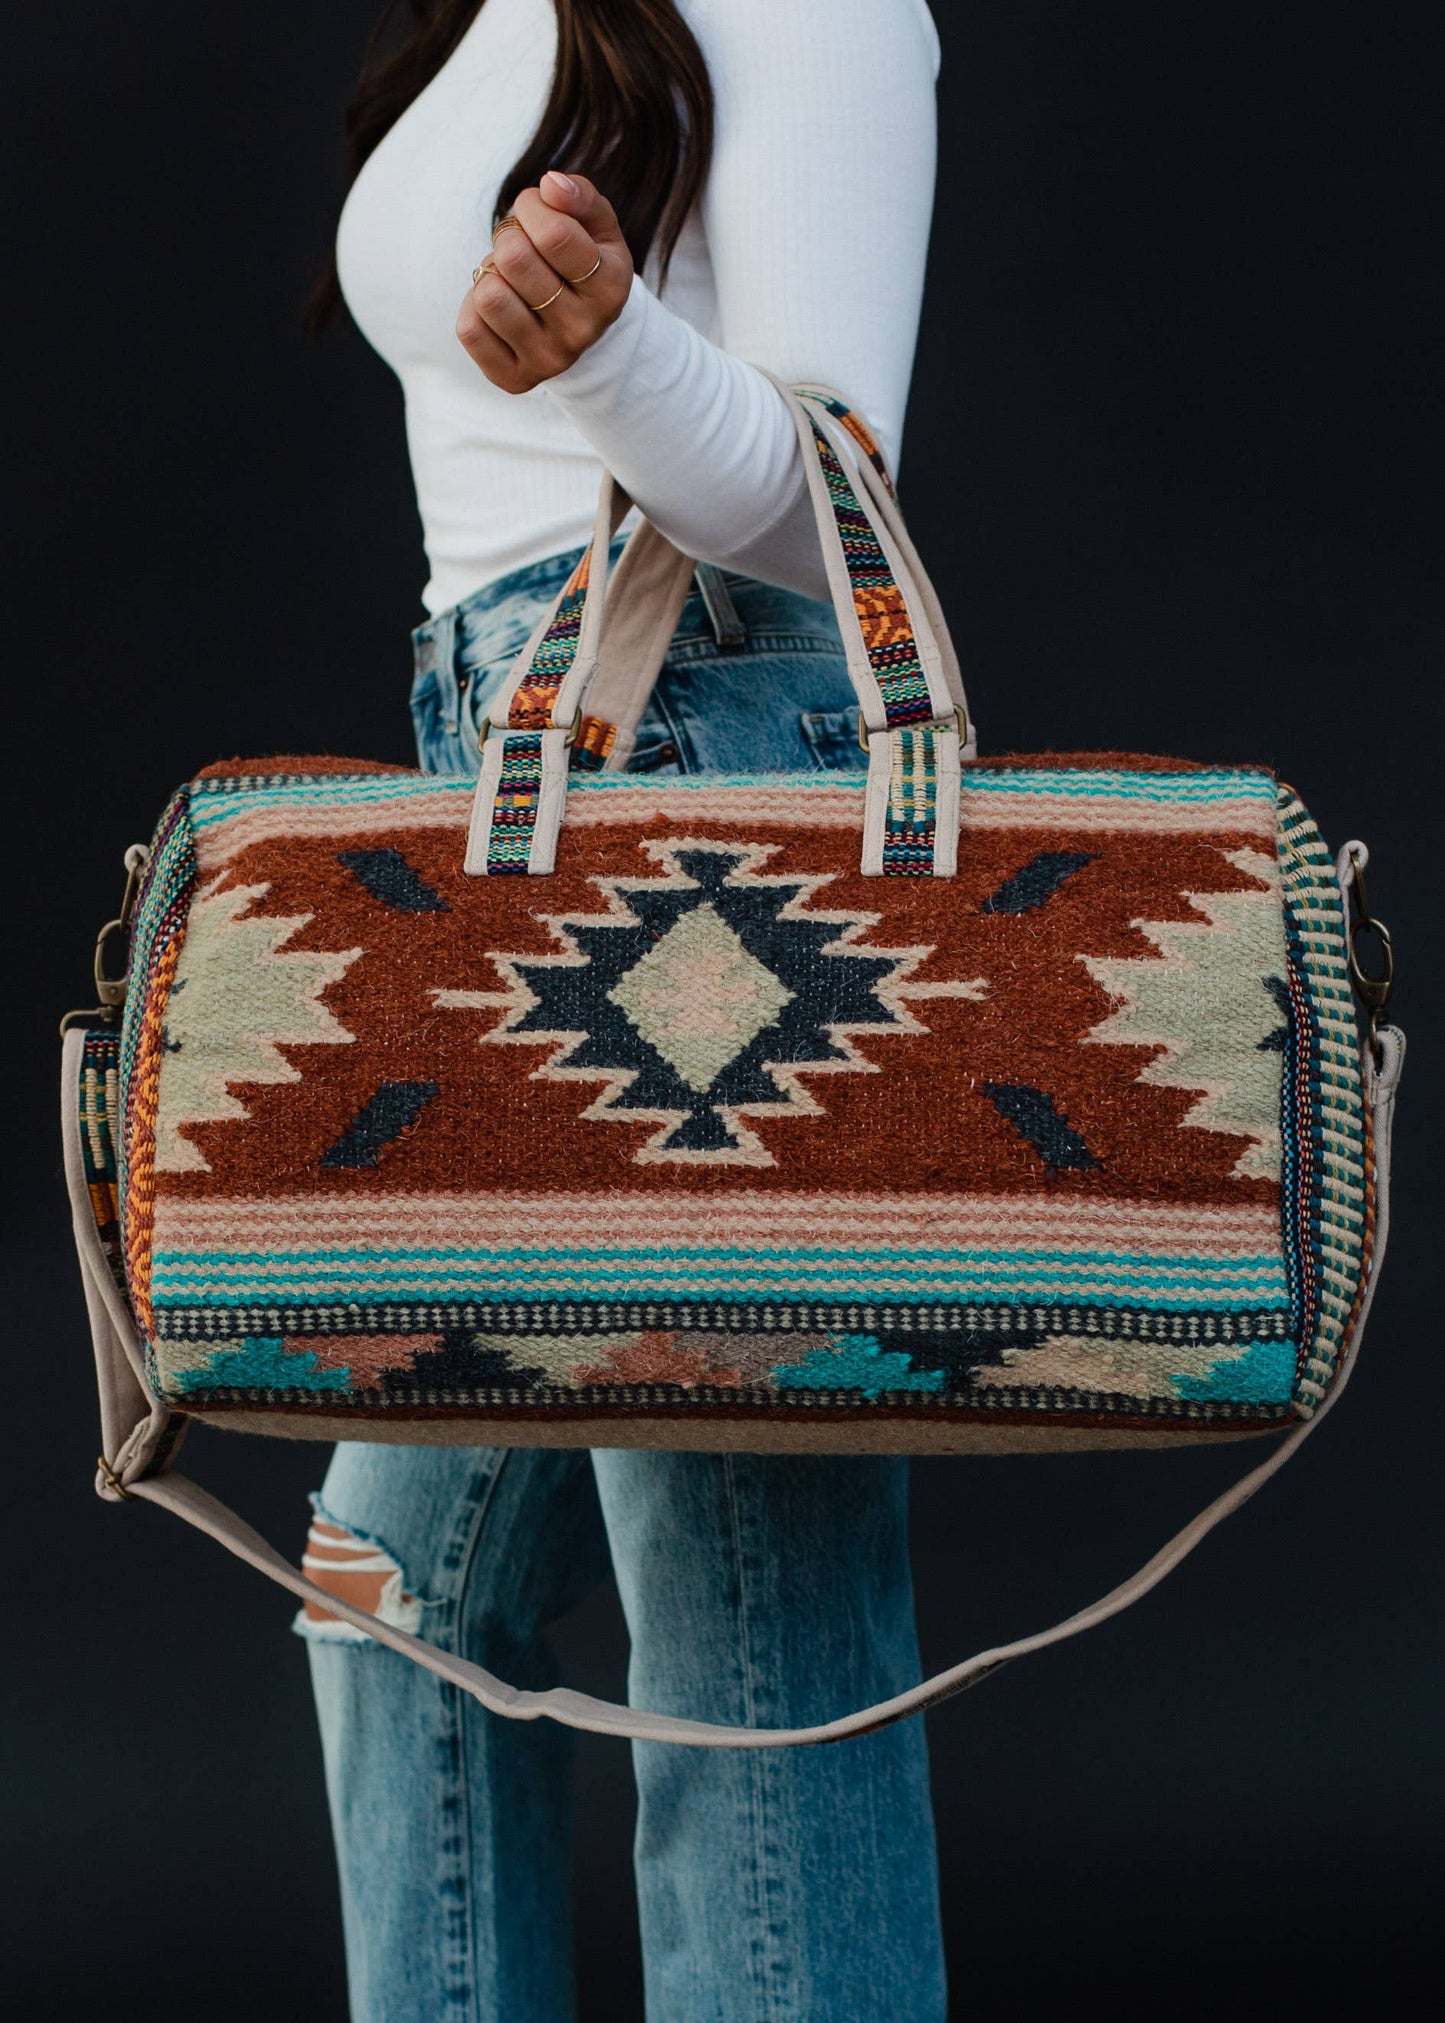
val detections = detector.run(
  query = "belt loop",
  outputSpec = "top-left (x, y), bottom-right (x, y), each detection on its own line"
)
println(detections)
top-left (695, 563), bottom-right (746, 649)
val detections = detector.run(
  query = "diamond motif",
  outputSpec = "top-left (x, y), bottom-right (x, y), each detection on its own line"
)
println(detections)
top-left (607, 903), bottom-right (794, 1091)
top-left (436, 840), bottom-right (988, 1166)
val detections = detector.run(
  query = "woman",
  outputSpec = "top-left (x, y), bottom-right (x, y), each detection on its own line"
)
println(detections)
top-left (300, 2), bottom-right (947, 2017)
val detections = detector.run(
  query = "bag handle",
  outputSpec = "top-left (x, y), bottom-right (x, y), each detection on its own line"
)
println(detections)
top-left (582, 382), bottom-right (973, 772)
top-left (464, 382), bottom-right (976, 879)
top-left (62, 1016), bottom-right (1403, 1750)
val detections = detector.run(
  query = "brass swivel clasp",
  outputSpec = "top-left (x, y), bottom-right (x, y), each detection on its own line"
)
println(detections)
top-left (60, 842), bottom-right (151, 1036)
top-left (1341, 845), bottom-right (1395, 1060)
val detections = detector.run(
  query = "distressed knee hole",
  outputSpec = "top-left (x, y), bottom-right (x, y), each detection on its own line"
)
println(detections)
top-left (292, 1497), bottom-right (426, 1646)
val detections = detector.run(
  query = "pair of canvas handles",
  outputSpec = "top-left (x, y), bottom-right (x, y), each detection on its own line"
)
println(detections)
top-left (66, 1014), bottom-right (1402, 1749)
top-left (465, 379), bottom-right (976, 879)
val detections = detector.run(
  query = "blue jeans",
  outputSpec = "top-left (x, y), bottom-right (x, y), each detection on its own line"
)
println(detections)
top-left (304, 550), bottom-right (945, 2023)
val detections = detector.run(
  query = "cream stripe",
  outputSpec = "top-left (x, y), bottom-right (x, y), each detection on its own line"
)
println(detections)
top-left (560, 787), bottom-right (866, 828)
top-left (954, 798), bottom-right (1277, 835)
top-left (155, 1193), bottom-right (1282, 1255)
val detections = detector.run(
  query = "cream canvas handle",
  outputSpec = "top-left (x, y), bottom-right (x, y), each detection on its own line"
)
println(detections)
top-left (581, 383), bottom-right (975, 765)
top-left (62, 1017), bottom-right (1403, 1750)
top-left (464, 382), bottom-right (975, 878)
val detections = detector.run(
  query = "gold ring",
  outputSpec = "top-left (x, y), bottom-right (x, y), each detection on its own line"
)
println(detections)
top-left (493, 214), bottom-right (522, 239)
top-left (528, 283), bottom-right (566, 312)
top-left (567, 252), bottom-right (603, 286)
top-left (471, 259), bottom-right (498, 285)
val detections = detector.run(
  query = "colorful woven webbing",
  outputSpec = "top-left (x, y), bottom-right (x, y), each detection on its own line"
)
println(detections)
top-left (486, 732), bottom-right (545, 873)
top-left (881, 723), bottom-right (940, 876)
top-left (570, 714), bottom-right (618, 772)
top-left (506, 548), bottom-right (591, 731)
top-left (79, 1028), bottom-right (125, 1294)
top-left (797, 389), bottom-right (897, 500)
top-left (808, 419), bottom-right (932, 729)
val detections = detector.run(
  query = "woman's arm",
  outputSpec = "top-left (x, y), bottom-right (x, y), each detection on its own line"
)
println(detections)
top-left (455, 0), bottom-right (939, 599)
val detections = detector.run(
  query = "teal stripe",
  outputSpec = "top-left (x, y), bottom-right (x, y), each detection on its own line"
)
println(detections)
top-left (187, 765), bottom-right (1275, 830)
top-left (958, 770), bottom-right (1275, 800)
top-left (153, 1265), bottom-right (1290, 1309)
top-left (151, 1229), bottom-right (1287, 1262)
top-left (188, 779), bottom-right (474, 827)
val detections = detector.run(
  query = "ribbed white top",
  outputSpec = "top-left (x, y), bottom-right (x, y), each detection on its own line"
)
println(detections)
top-left (337, 0), bottom-right (939, 613)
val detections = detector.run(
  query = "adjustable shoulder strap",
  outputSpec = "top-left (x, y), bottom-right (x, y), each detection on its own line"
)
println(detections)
top-left (65, 1023), bottom-right (1404, 1750)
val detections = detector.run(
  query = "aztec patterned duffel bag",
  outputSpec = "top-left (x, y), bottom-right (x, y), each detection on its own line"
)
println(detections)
top-left (62, 384), bottom-right (1404, 1746)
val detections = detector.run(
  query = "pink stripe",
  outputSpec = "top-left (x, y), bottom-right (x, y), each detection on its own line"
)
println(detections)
top-left (192, 783), bottom-right (1273, 866)
top-left (194, 796), bottom-right (470, 869)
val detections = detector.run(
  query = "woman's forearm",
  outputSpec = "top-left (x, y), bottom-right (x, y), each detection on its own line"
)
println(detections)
top-left (543, 277), bottom-right (824, 595)
top-left (544, 0), bottom-right (940, 595)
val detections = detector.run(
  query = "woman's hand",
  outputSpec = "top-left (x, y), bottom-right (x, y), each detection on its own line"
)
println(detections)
top-left (457, 170), bottom-right (633, 394)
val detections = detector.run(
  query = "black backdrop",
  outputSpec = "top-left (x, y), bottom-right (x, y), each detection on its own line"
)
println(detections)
top-left (4, 3), bottom-right (1440, 2016)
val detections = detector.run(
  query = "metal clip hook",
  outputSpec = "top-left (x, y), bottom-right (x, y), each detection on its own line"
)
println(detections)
top-left (1341, 845), bottom-right (1395, 1059)
top-left (60, 842), bottom-right (151, 1035)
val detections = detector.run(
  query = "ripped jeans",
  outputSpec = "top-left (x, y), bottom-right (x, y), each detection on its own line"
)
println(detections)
top-left (301, 549), bottom-right (946, 2023)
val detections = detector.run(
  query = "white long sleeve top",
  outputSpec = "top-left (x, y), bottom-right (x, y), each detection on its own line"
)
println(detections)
top-left (337, 0), bottom-right (939, 615)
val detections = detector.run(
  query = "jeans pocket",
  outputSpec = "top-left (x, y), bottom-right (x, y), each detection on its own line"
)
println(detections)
top-left (408, 653), bottom-right (524, 778)
top-left (458, 652), bottom-right (522, 757)
top-left (409, 663), bottom-right (466, 776)
top-left (799, 704), bottom-right (863, 772)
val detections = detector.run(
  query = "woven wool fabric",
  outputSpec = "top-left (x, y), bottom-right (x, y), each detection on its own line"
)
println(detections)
top-left (111, 756), bottom-right (1371, 1441)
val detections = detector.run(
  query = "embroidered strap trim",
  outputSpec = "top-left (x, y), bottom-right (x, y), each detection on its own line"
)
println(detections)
top-left (807, 419), bottom-right (931, 730)
top-left (475, 549), bottom-right (600, 871)
top-left (795, 388), bottom-right (898, 500)
top-left (570, 714), bottom-right (618, 772)
top-left (506, 549), bottom-right (592, 731)
top-left (79, 1029), bottom-right (126, 1296)
top-left (485, 732), bottom-right (546, 873)
top-left (882, 723), bottom-right (942, 876)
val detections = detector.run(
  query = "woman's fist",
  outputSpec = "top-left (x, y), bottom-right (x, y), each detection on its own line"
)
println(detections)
top-left (457, 170), bottom-right (633, 394)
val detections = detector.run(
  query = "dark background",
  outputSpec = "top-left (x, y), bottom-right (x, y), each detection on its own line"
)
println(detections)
top-left (4, 2), bottom-right (1440, 2015)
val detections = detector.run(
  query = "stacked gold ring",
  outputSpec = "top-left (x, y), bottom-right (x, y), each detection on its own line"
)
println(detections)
top-left (471, 235), bottom-right (604, 307)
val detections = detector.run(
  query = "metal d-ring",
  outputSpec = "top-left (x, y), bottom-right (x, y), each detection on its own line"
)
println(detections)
top-left (97, 1454), bottom-right (136, 1501)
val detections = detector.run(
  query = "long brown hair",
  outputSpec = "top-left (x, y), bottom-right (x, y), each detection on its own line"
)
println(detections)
top-left (309, 0), bottom-right (714, 331)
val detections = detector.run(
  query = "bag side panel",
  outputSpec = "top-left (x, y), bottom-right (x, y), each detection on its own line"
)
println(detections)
top-left (119, 786), bottom-right (199, 1343)
top-left (1274, 788), bottom-right (1370, 1411)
